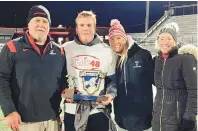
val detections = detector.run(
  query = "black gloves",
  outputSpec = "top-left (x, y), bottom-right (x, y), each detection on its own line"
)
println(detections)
top-left (180, 118), bottom-right (197, 131)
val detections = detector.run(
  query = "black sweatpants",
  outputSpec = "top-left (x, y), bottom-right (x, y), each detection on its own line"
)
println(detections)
top-left (64, 112), bottom-right (109, 131)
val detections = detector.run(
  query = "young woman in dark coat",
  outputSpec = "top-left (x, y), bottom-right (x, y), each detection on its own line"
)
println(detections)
top-left (108, 19), bottom-right (154, 131)
top-left (152, 22), bottom-right (197, 131)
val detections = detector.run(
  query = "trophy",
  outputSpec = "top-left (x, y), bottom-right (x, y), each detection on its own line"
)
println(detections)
top-left (61, 72), bottom-right (108, 102)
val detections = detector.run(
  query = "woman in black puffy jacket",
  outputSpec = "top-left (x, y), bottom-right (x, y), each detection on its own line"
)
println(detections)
top-left (152, 22), bottom-right (197, 131)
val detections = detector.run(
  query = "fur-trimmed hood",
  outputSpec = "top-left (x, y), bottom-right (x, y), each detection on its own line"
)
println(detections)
top-left (178, 44), bottom-right (198, 60)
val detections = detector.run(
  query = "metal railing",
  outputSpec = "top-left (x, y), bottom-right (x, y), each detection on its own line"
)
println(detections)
top-left (139, 9), bottom-right (172, 42)
top-left (171, 4), bottom-right (197, 16)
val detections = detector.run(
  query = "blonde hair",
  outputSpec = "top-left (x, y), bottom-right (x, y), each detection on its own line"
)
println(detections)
top-left (117, 42), bottom-right (129, 70)
top-left (75, 10), bottom-right (97, 27)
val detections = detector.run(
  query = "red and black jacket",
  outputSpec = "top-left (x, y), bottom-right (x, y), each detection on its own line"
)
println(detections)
top-left (0, 31), bottom-right (67, 122)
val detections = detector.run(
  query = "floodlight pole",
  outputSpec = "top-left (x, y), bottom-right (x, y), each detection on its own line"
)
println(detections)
top-left (145, 1), bottom-right (150, 33)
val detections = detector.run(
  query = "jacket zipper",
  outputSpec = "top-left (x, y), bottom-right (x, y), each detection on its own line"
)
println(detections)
top-left (123, 61), bottom-right (127, 95)
top-left (177, 101), bottom-right (179, 120)
top-left (160, 59), bottom-right (166, 131)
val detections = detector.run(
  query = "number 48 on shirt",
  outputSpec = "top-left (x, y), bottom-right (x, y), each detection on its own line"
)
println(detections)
top-left (90, 60), bottom-right (100, 67)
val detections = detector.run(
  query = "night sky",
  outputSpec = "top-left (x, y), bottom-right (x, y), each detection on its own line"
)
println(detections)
top-left (0, 1), bottom-right (197, 33)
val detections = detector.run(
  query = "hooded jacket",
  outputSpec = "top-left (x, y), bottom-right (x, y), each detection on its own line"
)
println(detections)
top-left (60, 34), bottom-right (117, 131)
top-left (152, 44), bottom-right (197, 131)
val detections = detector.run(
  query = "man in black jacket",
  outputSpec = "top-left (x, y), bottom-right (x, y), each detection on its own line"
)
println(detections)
top-left (0, 5), bottom-right (66, 131)
top-left (108, 19), bottom-right (154, 131)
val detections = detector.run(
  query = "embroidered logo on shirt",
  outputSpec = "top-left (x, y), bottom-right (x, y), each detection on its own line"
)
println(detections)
top-left (133, 61), bottom-right (141, 68)
top-left (23, 48), bottom-right (28, 52)
top-left (49, 50), bottom-right (56, 55)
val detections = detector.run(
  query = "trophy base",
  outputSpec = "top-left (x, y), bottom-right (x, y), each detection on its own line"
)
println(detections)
top-left (61, 89), bottom-right (108, 102)
top-left (73, 94), bottom-right (108, 102)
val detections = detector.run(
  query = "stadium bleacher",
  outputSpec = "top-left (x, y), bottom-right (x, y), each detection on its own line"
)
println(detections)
top-left (136, 13), bottom-right (197, 55)
top-left (135, 4), bottom-right (197, 55)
